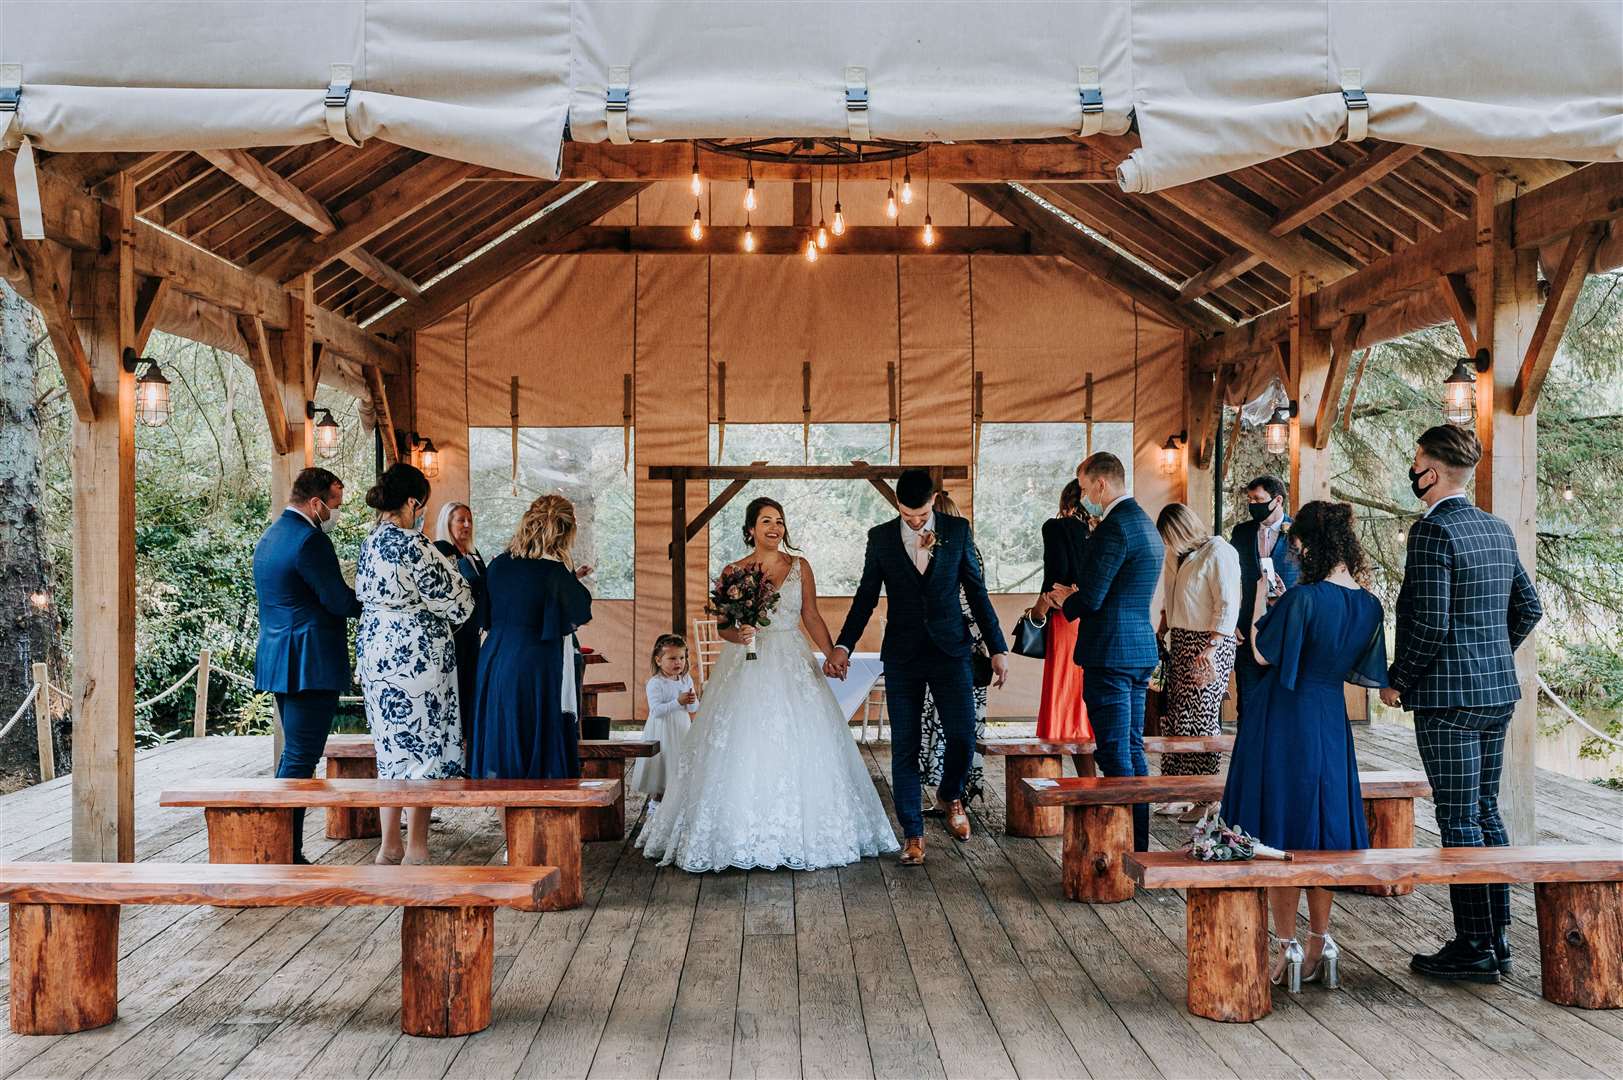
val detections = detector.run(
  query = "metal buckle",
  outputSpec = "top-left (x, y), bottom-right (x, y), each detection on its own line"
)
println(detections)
top-left (1342, 86), bottom-right (1368, 111)
top-left (605, 86), bottom-right (629, 113)
top-left (0, 86), bottom-right (19, 113)
top-left (1079, 86), bottom-right (1103, 114)
top-left (324, 82), bottom-right (350, 110)
top-left (845, 85), bottom-right (869, 112)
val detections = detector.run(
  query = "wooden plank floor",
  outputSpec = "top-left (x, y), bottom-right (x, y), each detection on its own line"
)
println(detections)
top-left (3, 725), bottom-right (1622, 1079)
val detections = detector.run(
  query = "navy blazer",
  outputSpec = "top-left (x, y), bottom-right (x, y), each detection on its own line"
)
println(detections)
top-left (1230, 514), bottom-right (1299, 645)
top-left (1388, 497), bottom-right (1543, 712)
top-left (252, 509), bottom-right (362, 694)
top-left (1062, 497), bottom-right (1164, 670)
top-left (837, 513), bottom-right (1008, 666)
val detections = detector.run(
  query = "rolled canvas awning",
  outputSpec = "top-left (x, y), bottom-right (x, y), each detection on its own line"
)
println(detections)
top-left (1, 0), bottom-right (1618, 198)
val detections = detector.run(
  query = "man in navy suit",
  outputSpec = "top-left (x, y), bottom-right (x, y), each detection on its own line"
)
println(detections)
top-left (1229, 475), bottom-right (1300, 726)
top-left (1045, 452), bottom-right (1164, 852)
top-left (830, 469), bottom-right (1008, 865)
top-left (1382, 425), bottom-right (1542, 982)
top-left (253, 467), bottom-right (363, 862)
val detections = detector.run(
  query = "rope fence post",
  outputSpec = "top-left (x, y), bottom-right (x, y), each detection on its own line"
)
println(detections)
top-left (192, 647), bottom-right (211, 738)
top-left (33, 663), bottom-right (53, 782)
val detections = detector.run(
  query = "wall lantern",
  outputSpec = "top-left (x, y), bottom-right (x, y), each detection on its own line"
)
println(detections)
top-left (1159, 431), bottom-right (1186, 477)
top-left (313, 406), bottom-right (342, 460)
top-left (123, 348), bottom-right (171, 427)
top-left (417, 437), bottom-right (441, 480)
top-left (1262, 401), bottom-right (1297, 456)
top-left (1443, 349), bottom-right (1490, 426)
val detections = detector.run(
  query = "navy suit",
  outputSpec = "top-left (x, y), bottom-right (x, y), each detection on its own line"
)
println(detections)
top-left (838, 513), bottom-right (1006, 838)
top-left (1062, 497), bottom-right (1164, 851)
top-left (1389, 496), bottom-right (1542, 940)
top-left (253, 508), bottom-right (362, 858)
top-left (1229, 514), bottom-right (1299, 726)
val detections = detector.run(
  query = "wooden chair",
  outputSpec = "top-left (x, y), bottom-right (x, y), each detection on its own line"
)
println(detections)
top-left (691, 618), bottom-right (724, 686)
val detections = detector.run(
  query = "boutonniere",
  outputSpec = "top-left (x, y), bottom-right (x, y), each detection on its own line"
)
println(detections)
top-left (921, 531), bottom-right (946, 559)
top-left (1278, 521), bottom-right (1291, 536)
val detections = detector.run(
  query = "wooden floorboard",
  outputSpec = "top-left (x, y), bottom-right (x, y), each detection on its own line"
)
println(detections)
top-left (2, 727), bottom-right (1622, 1080)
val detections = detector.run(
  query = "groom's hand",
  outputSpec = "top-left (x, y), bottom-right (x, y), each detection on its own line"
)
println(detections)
top-left (1379, 687), bottom-right (1403, 709)
top-left (990, 652), bottom-right (1009, 689)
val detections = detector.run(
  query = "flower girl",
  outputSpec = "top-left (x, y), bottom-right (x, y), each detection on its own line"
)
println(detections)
top-left (632, 633), bottom-right (699, 807)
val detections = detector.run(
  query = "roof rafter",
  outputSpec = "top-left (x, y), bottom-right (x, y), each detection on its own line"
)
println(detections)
top-left (1269, 143), bottom-right (1425, 237)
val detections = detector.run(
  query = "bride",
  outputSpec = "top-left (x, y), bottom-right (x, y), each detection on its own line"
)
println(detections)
top-left (639, 496), bottom-right (900, 872)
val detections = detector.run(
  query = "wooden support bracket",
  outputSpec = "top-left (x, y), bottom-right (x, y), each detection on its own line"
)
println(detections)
top-left (1514, 223), bottom-right (1603, 415)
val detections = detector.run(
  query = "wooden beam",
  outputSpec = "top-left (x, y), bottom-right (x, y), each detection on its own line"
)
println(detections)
top-left (10, 232), bottom-right (95, 421)
top-left (371, 182), bottom-right (650, 335)
top-left (1313, 313), bottom-right (1365, 450)
top-left (132, 276), bottom-right (170, 355)
top-left (1155, 179), bottom-right (1355, 285)
top-left (1179, 250), bottom-right (1264, 302)
top-left (1514, 223), bottom-right (1602, 415)
top-left (237, 314), bottom-right (291, 455)
top-left (197, 148), bottom-right (338, 234)
top-left (364, 363), bottom-right (399, 466)
top-left (1269, 143), bottom-right (1425, 236)
top-left (649, 464), bottom-right (970, 481)
top-left (340, 248), bottom-right (422, 301)
top-left (956, 183), bottom-right (1225, 334)
top-left (1288, 276), bottom-right (1334, 506)
top-left (562, 141), bottom-right (1124, 183)
top-left (534, 224), bottom-right (1032, 257)
top-left (683, 462), bottom-right (768, 543)
top-left (1435, 272), bottom-right (1477, 352)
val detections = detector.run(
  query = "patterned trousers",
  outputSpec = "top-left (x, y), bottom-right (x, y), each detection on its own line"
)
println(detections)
top-left (1162, 629), bottom-right (1236, 775)
top-left (1414, 705), bottom-right (1515, 939)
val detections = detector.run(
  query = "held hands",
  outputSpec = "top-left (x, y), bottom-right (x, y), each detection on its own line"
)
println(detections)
top-left (1379, 687), bottom-right (1404, 709)
top-left (822, 650), bottom-right (850, 680)
top-left (1044, 583), bottom-right (1079, 610)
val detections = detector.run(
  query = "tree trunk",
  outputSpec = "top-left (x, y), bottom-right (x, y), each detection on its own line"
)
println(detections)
top-left (0, 283), bottom-right (66, 786)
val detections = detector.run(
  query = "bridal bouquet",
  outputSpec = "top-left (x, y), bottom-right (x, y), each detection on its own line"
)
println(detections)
top-left (708, 564), bottom-right (781, 661)
top-left (1184, 804), bottom-right (1292, 862)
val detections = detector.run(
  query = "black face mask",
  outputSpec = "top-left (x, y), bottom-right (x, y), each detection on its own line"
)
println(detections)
top-left (1247, 500), bottom-right (1276, 523)
top-left (1409, 467), bottom-right (1437, 500)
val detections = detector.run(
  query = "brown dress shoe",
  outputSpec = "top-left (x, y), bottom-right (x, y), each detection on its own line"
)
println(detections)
top-left (944, 800), bottom-right (972, 841)
top-left (900, 837), bottom-right (925, 865)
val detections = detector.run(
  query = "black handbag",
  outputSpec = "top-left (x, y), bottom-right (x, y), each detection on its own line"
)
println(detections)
top-left (970, 647), bottom-right (994, 689)
top-left (1012, 611), bottom-right (1047, 660)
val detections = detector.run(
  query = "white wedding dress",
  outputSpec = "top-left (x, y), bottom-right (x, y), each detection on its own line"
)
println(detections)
top-left (638, 558), bottom-right (900, 872)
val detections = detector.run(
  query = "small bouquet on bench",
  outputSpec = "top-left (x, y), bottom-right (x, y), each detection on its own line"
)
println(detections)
top-left (709, 564), bottom-right (782, 661)
top-left (1185, 804), bottom-right (1292, 862)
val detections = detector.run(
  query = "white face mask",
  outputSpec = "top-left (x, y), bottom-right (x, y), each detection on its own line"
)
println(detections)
top-left (318, 501), bottom-right (339, 535)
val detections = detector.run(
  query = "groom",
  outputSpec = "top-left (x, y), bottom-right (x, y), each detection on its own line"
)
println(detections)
top-left (829, 469), bottom-right (1008, 865)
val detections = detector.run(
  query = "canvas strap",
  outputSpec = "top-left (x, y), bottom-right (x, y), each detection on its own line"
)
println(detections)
top-left (1077, 66), bottom-right (1105, 137)
top-left (325, 64), bottom-right (361, 146)
top-left (605, 66), bottom-right (632, 144)
top-left (1340, 68), bottom-right (1369, 143)
top-left (845, 67), bottom-right (870, 142)
top-left (0, 65), bottom-right (42, 240)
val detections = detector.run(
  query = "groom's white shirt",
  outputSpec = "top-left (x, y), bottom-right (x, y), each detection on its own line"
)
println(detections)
top-left (1099, 493), bottom-right (1131, 521)
top-left (900, 511), bottom-right (937, 574)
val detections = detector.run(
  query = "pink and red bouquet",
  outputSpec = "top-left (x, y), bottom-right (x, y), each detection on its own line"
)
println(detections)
top-left (708, 564), bottom-right (782, 660)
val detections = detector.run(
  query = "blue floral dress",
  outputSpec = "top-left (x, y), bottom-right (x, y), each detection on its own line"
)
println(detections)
top-left (356, 522), bottom-right (476, 780)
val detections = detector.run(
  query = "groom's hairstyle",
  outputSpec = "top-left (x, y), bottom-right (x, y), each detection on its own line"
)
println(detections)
top-left (895, 468), bottom-right (935, 510)
top-left (1078, 452), bottom-right (1126, 486)
top-left (1417, 424), bottom-right (1481, 477)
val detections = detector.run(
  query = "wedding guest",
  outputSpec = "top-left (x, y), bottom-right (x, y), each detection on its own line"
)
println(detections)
top-left (471, 494), bottom-right (594, 780)
top-left (1230, 475), bottom-right (1299, 726)
top-left (1029, 479), bottom-right (1092, 775)
top-left (252, 466), bottom-right (361, 864)
top-left (355, 464), bottom-right (474, 865)
top-left (632, 633), bottom-right (699, 807)
top-left (1046, 452), bottom-right (1164, 852)
top-left (918, 491), bottom-right (990, 811)
top-left (1222, 501), bottom-right (1386, 991)
top-left (1384, 425), bottom-right (1542, 982)
top-left (1154, 503), bottom-right (1241, 820)
top-left (433, 501), bottom-right (488, 767)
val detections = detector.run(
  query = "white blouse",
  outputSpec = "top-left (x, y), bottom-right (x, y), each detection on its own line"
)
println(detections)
top-left (646, 673), bottom-right (699, 717)
top-left (1162, 536), bottom-right (1242, 636)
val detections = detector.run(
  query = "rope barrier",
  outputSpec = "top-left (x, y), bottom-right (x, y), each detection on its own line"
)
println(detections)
top-left (1538, 674), bottom-right (1623, 751)
top-left (211, 666), bottom-right (257, 689)
top-left (134, 662), bottom-right (201, 711)
top-left (0, 683), bottom-right (40, 744)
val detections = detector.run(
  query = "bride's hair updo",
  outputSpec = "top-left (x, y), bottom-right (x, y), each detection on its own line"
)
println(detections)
top-left (742, 497), bottom-right (796, 551)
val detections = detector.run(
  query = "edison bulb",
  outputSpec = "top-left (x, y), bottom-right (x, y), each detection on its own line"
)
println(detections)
top-left (901, 169), bottom-right (913, 205)
top-left (690, 167), bottom-right (702, 196)
top-left (690, 209), bottom-right (703, 240)
top-left (885, 188), bottom-right (898, 218)
top-left (805, 237), bottom-right (819, 263)
top-left (832, 204), bottom-right (846, 236)
top-left (744, 178), bottom-right (757, 212)
top-left (923, 215), bottom-right (935, 247)
top-left (743, 225), bottom-right (756, 252)
top-left (816, 221), bottom-right (828, 249)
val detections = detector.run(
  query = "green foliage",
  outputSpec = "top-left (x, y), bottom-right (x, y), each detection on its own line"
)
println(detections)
top-left (229, 692), bottom-right (278, 737)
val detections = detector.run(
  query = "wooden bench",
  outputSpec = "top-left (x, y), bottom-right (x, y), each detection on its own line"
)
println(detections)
top-left (979, 735), bottom-right (1237, 837)
top-left (1022, 770), bottom-right (1432, 903)
top-left (321, 734), bottom-right (656, 843)
top-left (160, 778), bottom-right (619, 911)
top-left (1125, 846), bottom-right (1623, 1023)
top-left (2, 861), bottom-right (557, 1037)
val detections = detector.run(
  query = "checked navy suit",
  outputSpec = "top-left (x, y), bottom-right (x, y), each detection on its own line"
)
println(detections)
top-left (837, 512), bottom-right (1007, 839)
top-left (1062, 496), bottom-right (1165, 851)
top-left (1389, 495), bottom-right (1542, 939)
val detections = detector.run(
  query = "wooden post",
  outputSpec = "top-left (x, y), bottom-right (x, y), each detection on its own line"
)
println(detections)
top-left (578, 758), bottom-right (627, 842)
top-left (8, 902), bottom-right (121, 1034)
top-left (401, 906), bottom-right (495, 1037)
top-left (1290, 276), bottom-right (1334, 508)
top-left (267, 284), bottom-right (314, 771)
top-left (1061, 804), bottom-right (1134, 903)
top-left (1475, 176), bottom-right (1541, 845)
top-left (1004, 756), bottom-right (1064, 838)
top-left (33, 662), bottom-right (53, 782)
top-left (1356, 796), bottom-right (1417, 897)
top-left (204, 807), bottom-right (297, 864)
top-left (1186, 887), bottom-right (1271, 1023)
top-left (324, 755), bottom-right (382, 839)
top-left (1184, 343), bottom-right (1216, 530)
top-left (69, 178), bottom-right (137, 862)
top-left (505, 806), bottom-right (583, 911)
top-left (1535, 881), bottom-right (1623, 1009)
top-left (670, 473), bottom-right (687, 635)
top-left (192, 647), bottom-right (211, 738)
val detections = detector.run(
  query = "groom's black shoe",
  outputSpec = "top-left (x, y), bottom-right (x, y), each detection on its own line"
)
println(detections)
top-left (1492, 928), bottom-right (1512, 975)
top-left (1410, 936), bottom-right (1501, 983)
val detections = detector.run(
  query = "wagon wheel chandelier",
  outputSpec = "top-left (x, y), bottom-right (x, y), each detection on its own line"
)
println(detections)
top-left (694, 137), bottom-right (925, 165)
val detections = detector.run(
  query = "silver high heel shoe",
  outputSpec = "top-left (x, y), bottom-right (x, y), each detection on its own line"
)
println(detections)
top-left (1269, 932), bottom-right (1305, 993)
top-left (1304, 930), bottom-right (1341, 989)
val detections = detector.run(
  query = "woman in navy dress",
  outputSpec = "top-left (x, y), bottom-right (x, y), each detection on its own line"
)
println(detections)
top-left (1221, 500), bottom-right (1386, 993)
top-left (470, 494), bottom-right (594, 780)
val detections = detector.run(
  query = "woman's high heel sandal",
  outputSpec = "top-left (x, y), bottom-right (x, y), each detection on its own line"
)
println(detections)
top-left (1269, 932), bottom-right (1305, 993)
top-left (1303, 930), bottom-right (1341, 989)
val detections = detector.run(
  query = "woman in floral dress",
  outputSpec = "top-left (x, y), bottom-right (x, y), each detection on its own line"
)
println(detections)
top-left (356, 464), bottom-right (474, 865)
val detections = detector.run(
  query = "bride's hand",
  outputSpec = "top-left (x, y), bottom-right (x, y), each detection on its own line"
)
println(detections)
top-left (733, 624), bottom-right (756, 647)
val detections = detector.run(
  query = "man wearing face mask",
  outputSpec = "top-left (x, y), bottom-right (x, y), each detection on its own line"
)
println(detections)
top-left (1229, 475), bottom-right (1300, 726)
top-left (1382, 425), bottom-right (1542, 983)
top-left (252, 466), bottom-right (364, 863)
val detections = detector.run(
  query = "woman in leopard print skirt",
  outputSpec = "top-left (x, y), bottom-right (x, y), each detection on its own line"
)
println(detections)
top-left (1155, 503), bottom-right (1241, 820)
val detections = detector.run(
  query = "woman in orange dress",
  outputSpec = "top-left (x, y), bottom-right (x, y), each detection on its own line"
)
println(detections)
top-left (1031, 481), bottom-right (1091, 773)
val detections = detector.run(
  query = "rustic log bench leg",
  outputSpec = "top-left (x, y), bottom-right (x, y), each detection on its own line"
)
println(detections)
top-left (8, 902), bottom-right (121, 1034)
top-left (1186, 887), bottom-right (1271, 1023)
top-left (325, 755), bottom-right (381, 840)
top-left (505, 807), bottom-right (583, 911)
top-left (205, 807), bottom-right (296, 863)
top-left (1062, 804), bottom-right (1134, 903)
top-left (400, 906), bottom-right (494, 1037)
top-left (1005, 754), bottom-right (1063, 837)
top-left (1354, 796), bottom-right (1417, 896)
top-left (1536, 881), bottom-right (1623, 1009)
top-left (580, 759), bottom-right (626, 843)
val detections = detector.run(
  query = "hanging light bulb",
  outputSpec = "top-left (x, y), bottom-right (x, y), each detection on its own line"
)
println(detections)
top-left (901, 165), bottom-right (914, 205)
top-left (832, 202), bottom-right (846, 236)
top-left (743, 220), bottom-right (756, 253)
top-left (690, 205), bottom-right (704, 241)
top-left (417, 438), bottom-right (441, 480)
top-left (1442, 356), bottom-right (1479, 425)
top-left (1263, 404), bottom-right (1293, 456)
top-left (314, 408), bottom-right (342, 459)
top-left (134, 359), bottom-right (172, 427)
top-left (922, 213), bottom-right (935, 247)
top-left (744, 175), bottom-right (757, 212)
top-left (690, 146), bottom-right (703, 196)
top-left (805, 235), bottom-right (819, 263)
top-left (816, 219), bottom-right (829, 249)
top-left (886, 186), bottom-right (898, 219)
